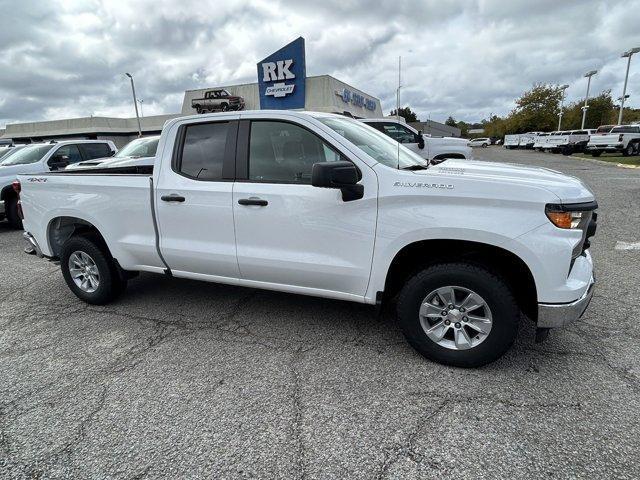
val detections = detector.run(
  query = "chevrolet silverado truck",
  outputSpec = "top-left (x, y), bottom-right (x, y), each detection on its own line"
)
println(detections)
top-left (586, 124), bottom-right (640, 157)
top-left (18, 110), bottom-right (597, 367)
top-left (191, 89), bottom-right (245, 114)
top-left (546, 130), bottom-right (594, 155)
top-left (361, 118), bottom-right (472, 164)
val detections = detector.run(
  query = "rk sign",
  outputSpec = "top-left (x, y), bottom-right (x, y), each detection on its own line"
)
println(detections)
top-left (257, 37), bottom-right (306, 109)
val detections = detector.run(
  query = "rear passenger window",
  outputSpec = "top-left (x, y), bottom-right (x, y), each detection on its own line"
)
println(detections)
top-left (80, 143), bottom-right (112, 159)
top-left (177, 122), bottom-right (229, 180)
top-left (248, 121), bottom-right (340, 184)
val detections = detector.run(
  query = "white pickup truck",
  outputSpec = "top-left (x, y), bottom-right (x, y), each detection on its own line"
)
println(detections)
top-left (546, 130), bottom-right (594, 155)
top-left (360, 118), bottom-right (472, 164)
top-left (18, 110), bottom-right (597, 367)
top-left (586, 124), bottom-right (640, 157)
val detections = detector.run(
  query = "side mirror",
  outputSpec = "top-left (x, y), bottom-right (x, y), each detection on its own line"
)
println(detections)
top-left (417, 133), bottom-right (425, 150)
top-left (311, 161), bottom-right (364, 202)
top-left (49, 155), bottom-right (69, 170)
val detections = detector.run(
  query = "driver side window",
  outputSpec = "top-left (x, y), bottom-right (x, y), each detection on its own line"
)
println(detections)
top-left (49, 144), bottom-right (82, 168)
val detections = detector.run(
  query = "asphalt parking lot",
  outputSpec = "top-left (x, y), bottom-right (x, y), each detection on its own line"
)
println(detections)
top-left (1, 147), bottom-right (639, 479)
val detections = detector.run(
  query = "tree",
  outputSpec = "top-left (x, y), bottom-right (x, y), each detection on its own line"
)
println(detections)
top-left (390, 107), bottom-right (419, 123)
top-left (509, 84), bottom-right (563, 133)
top-left (561, 90), bottom-right (616, 129)
top-left (445, 116), bottom-right (457, 127)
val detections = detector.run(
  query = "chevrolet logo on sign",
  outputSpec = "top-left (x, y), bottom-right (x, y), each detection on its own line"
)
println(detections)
top-left (265, 83), bottom-right (295, 98)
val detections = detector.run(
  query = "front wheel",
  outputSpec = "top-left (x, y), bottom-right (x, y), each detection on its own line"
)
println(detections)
top-left (60, 235), bottom-right (127, 305)
top-left (590, 151), bottom-right (602, 157)
top-left (397, 263), bottom-right (520, 367)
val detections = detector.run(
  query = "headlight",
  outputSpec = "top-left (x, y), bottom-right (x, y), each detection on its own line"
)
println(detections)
top-left (545, 209), bottom-right (584, 229)
top-left (546, 202), bottom-right (598, 260)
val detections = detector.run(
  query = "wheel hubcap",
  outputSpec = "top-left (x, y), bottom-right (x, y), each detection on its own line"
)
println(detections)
top-left (419, 286), bottom-right (493, 350)
top-left (68, 251), bottom-right (100, 293)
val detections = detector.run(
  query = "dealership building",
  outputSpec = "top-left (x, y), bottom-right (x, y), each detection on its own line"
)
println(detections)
top-left (1, 37), bottom-right (458, 147)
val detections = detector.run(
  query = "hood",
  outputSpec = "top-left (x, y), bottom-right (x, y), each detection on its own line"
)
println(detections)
top-left (425, 159), bottom-right (595, 204)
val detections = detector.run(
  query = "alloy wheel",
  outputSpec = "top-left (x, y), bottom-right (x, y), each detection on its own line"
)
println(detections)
top-left (419, 286), bottom-right (493, 350)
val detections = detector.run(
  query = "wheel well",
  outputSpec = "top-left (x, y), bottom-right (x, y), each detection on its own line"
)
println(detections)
top-left (48, 216), bottom-right (107, 258)
top-left (383, 239), bottom-right (538, 321)
top-left (433, 153), bottom-right (466, 160)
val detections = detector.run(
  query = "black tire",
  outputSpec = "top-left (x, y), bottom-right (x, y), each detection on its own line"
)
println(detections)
top-left (396, 263), bottom-right (520, 368)
top-left (590, 151), bottom-right (602, 157)
top-left (195, 106), bottom-right (203, 114)
top-left (5, 196), bottom-right (22, 229)
top-left (60, 235), bottom-right (127, 305)
top-left (221, 103), bottom-right (229, 112)
top-left (622, 144), bottom-right (633, 157)
top-left (482, 143), bottom-right (488, 148)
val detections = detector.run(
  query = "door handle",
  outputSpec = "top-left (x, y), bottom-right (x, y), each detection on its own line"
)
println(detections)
top-left (238, 197), bottom-right (268, 206)
top-left (161, 194), bottom-right (185, 203)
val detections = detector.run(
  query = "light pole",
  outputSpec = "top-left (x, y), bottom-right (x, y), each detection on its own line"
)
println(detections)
top-left (581, 70), bottom-right (598, 129)
top-left (557, 84), bottom-right (569, 131)
top-left (125, 73), bottom-right (142, 137)
top-left (137, 99), bottom-right (145, 118)
top-left (618, 47), bottom-right (640, 125)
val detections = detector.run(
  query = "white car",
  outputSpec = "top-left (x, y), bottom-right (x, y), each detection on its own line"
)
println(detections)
top-left (66, 136), bottom-right (159, 171)
top-left (360, 118), bottom-right (472, 164)
top-left (0, 140), bottom-right (116, 228)
top-left (587, 124), bottom-right (640, 157)
top-left (468, 138), bottom-right (490, 148)
top-left (19, 110), bottom-right (597, 368)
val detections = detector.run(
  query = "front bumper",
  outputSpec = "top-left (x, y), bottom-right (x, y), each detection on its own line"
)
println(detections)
top-left (23, 231), bottom-right (43, 257)
top-left (537, 274), bottom-right (595, 328)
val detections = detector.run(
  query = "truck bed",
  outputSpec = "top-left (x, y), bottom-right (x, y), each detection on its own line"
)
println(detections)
top-left (18, 171), bottom-right (162, 271)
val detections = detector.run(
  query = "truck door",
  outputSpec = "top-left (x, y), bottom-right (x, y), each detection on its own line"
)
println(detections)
top-left (154, 118), bottom-right (240, 281)
top-left (232, 119), bottom-right (377, 298)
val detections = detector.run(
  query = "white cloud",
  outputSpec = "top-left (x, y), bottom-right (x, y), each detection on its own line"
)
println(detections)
top-left (0, 0), bottom-right (639, 127)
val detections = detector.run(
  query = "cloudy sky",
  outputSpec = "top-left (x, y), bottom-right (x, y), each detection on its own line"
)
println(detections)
top-left (1, 0), bottom-right (639, 128)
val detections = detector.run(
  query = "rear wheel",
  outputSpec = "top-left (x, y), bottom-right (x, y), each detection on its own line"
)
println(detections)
top-left (623, 143), bottom-right (636, 157)
top-left (590, 151), bottom-right (602, 157)
top-left (5, 196), bottom-right (22, 229)
top-left (60, 235), bottom-right (127, 305)
top-left (397, 263), bottom-right (520, 367)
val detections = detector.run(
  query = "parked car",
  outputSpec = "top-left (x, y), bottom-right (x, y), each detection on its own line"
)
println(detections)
top-left (468, 138), bottom-right (490, 148)
top-left (533, 133), bottom-right (551, 151)
top-left (360, 118), bottom-right (472, 164)
top-left (66, 136), bottom-right (159, 171)
top-left (586, 124), bottom-right (640, 157)
top-left (18, 110), bottom-right (597, 368)
top-left (0, 140), bottom-right (116, 228)
top-left (546, 130), bottom-right (594, 155)
top-left (191, 89), bottom-right (245, 114)
top-left (503, 134), bottom-right (520, 149)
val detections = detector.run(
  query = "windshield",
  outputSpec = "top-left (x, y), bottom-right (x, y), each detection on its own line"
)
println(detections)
top-left (319, 117), bottom-right (428, 169)
top-left (596, 125), bottom-right (614, 133)
top-left (0, 145), bottom-right (54, 166)
top-left (115, 137), bottom-right (159, 158)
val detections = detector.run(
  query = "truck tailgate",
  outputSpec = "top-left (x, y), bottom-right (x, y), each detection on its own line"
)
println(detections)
top-left (18, 173), bottom-right (162, 270)
top-left (589, 134), bottom-right (618, 146)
